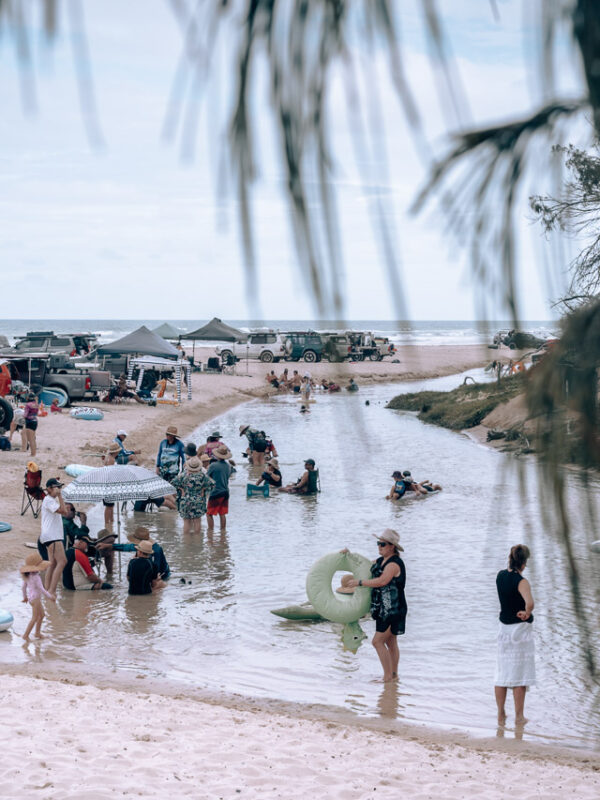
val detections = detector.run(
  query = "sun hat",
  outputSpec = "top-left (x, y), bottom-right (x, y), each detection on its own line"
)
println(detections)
top-left (185, 457), bottom-right (203, 473)
top-left (108, 442), bottom-right (121, 455)
top-left (20, 553), bottom-right (50, 573)
top-left (268, 458), bottom-right (279, 468)
top-left (117, 429), bottom-right (128, 437)
top-left (200, 453), bottom-right (211, 463)
top-left (304, 458), bottom-right (315, 466)
top-left (45, 477), bottom-right (64, 489)
top-left (372, 528), bottom-right (404, 551)
top-left (165, 425), bottom-right (179, 438)
top-left (184, 442), bottom-right (197, 457)
top-left (94, 528), bottom-right (117, 544)
top-left (135, 540), bottom-right (154, 555)
top-left (214, 445), bottom-right (232, 460)
top-left (239, 424), bottom-right (250, 436)
top-left (209, 431), bottom-right (222, 439)
top-left (336, 574), bottom-right (356, 595)
top-left (26, 461), bottom-right (39, 473)
top-left (127, 526), bottom-right (155, 545)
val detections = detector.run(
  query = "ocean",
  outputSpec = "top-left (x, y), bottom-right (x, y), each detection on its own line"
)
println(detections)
top-left (0, 319), bottom-right (558, 348)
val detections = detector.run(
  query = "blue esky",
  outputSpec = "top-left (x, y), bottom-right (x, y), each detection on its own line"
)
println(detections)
top-left (0, 0), bottom-right (585, 320)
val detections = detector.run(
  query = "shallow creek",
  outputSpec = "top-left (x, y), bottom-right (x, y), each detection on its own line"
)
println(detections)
top-left (1, 369), bottom-right (599, 748)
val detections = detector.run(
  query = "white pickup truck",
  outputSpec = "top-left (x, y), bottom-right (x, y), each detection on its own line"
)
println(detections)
top-left (216, 332), bottom-right (286, 363)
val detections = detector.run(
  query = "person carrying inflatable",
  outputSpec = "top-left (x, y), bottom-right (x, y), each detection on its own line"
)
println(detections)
top-left (346, 529), bottom-right (407, 683)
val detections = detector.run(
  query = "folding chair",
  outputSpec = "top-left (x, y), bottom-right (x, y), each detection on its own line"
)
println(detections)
top-left (21, 466), bottom-right (45, 519)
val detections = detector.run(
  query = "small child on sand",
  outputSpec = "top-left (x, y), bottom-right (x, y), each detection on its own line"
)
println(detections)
top-left (50, 398), bottom-right (62, 413)
top-left (20, 553), bottom-right (56, 640)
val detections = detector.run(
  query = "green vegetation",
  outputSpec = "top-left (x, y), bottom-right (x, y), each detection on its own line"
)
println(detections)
top-left (386, 374), bottom-right (526, 430)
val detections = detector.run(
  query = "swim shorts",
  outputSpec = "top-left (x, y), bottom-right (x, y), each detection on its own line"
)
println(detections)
top-left (375, 614), bottom-right (405, 636)
top-left (207, 493), bottom-right (229, 516)
top-left (25, 419), bottom-right (38, 431)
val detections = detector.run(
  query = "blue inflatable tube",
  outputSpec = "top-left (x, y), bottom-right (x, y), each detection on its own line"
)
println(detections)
top-left (70, 407), bottom-right (104, 421)
top-left (0, 522), bottom-right (12, 533)
top-left (0, 609), bottom-right (14, 632)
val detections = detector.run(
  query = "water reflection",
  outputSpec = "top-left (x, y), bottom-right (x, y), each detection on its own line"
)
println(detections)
top-left (1, 371), bottom-right (599, 748)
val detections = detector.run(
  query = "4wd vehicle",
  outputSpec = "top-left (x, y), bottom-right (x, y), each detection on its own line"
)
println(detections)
top-left (2, 330), bottom-right (98, 356)
top-left (346, 332), bottom-right (395, 361)
top-left (0, 354), bottom-right (110, 404)
top-left (495, 330), bottom-right (546, 350)
top-left (283, 332), bottom-right (323, 362)
top-left (216, 331), bottom-right (286, 363)
top-left (321, 333), bottom-right (352, 363)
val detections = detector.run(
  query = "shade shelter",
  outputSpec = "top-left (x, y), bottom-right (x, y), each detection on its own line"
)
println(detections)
top-left (152, 322), bottom-right (184, 339)
top-left (127, 355), bottom-right (192, 403)
top-left (180, 318), bottom-right (247, 342)
top-left (97, 326), bottom-right (179, 359)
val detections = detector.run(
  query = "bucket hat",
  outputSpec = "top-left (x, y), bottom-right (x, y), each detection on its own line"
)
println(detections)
top-left (214, 445), bottom-right (232, 460)
top-left (185, 457), bottom-right (203, 473)
top-left (127, 526), bottom-right (155, 545)
top-left (135, 540), bottom-right (154, 555)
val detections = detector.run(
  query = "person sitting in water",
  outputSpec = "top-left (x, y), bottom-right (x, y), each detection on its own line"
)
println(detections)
top-left (113, 526), bottom-right (171, 580)
top-left (62, 535), bottom-right (112, 591)
top-left (256, 458), bottom-right (282, 489)
top-left (114, 430), bottom-right (141, 465)
top-left (290, 370), bottom-right (302, 393)
top-left (280, 458), bottom-right (319, 494)
top-left (387, 471), bottom-right (407, 501)
top-left (126, 540), bottom-right (166, 595)
top-left (265, 370), bottom-right (279, 388)
top-left (328, 382), bottom-right (341, 393)
top-left (300, 404), bottom-right (310, 414)
top-left (279, 368), bottom-right (290, 389)
top-left (347, 377), bottom-right (359, 392)
top-left (401, 470), bottom-right (429, 496)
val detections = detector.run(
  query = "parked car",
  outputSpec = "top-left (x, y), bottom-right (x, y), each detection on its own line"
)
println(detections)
top-left (0, 354), bottom-right (110, 404)
top-left (321, 333), bottom-right (353, 363)
top-left (346, 332), bottom-right (395, 361)
top-left (1, 330), bottom-right (98, 356)
top-left (216, 331), bottom-right (286, 363)
top-left (283, 332), bottom-right (324, 362)
top-left (498, 330), bottom-right (546, 350)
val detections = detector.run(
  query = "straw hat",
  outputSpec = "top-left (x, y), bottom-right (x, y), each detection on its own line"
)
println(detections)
top-left (336, 574), bottom-right (356, 595)
top-left (26, 461), bottom-right (39, 473)
top-left (185, 457), bottom-right (203, 473)
top-left (268, 458), bottom-right (279, 469)
top-left (94, 528), bottom-right (117, 544)
top-left (108, 442), bottom-right (121, 455)
top-left (127, 526), bottom-right (155, 545)
top-left (20, 553), bottom-right (50, 573)
top-left (239, 424), bottom-right (250, 436)
top-left (214, 445), bottom-right (232, 460)
top-left (135, 540), bottom-right (154, 555)
top-left (200, 453), bottom-right (211, 464)
top-left (165, 425), bottom-right (179, 438)
top-left (372, 528), bottom-right (404, 551)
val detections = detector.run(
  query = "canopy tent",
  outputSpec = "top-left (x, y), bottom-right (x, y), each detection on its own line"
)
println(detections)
top-left (152, 322), bottom-right (184, 339)
top-left (97, 326), bottom-right (179, 358)
top-left (180, 318), bottom-right (247, 342)
top-left (127, 355), bottom-right (192, 402)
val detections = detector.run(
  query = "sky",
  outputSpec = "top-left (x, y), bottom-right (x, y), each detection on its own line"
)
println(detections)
top-left (0, 0), bottom-right (587, 321)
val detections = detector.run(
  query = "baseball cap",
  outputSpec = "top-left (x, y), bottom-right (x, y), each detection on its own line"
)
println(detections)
top-left (304, 458), bottom-right (315, 466)
top-left (45, 478), bottom-right (64, 489)
top-left (117, 429), bottom-right (128, 437)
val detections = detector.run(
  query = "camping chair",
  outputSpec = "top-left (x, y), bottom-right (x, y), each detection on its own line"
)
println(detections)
top-left (21, 466), bottom-right (45, 519)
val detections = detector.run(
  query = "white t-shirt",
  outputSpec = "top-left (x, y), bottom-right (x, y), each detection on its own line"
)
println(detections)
top-left (40, 495), bottom-right (64, 544)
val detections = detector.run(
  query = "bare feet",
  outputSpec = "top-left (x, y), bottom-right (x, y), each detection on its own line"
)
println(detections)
top-left (22, 634), bottom-right (31, 642)
top-left (515, 715), bottom-right (529, 726)
top-left (34, 633), bottom-right (45, 639)
top-left (497, 712), bottom-right (507, 726)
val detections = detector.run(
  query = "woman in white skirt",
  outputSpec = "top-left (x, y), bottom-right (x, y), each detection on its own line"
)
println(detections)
top-left (494, 544), bottom-right (535, 726)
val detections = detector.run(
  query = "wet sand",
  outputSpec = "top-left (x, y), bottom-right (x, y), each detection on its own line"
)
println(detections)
top-left (3, 343), bottom-right (599, 792)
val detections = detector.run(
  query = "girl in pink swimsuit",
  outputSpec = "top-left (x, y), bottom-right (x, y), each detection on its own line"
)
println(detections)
top-left (20, 553), bottom-right (55, 641)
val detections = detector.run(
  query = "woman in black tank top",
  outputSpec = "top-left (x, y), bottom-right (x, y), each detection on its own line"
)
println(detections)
top-left (347, 529), bottom-right (407, 683)
top-left (494, 544), bottom-right (535, 727)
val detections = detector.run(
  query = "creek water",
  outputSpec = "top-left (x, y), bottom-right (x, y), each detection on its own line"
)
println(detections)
top-left (1, 370), bottom-right (599, 749)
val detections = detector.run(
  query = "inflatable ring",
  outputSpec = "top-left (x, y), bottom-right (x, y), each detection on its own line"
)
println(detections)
top-left (0, 522), bottom-right (12, 533)
top-left (306, 551), bottom-right (372, 623)
top-left (70, 407), bottom-right (104, 421)
top-left (64, 464), bottom-right (95, 478)
top-left (271, 604), bottom-right (325, 621)
top-left (591, 540), bottom-right (600, 554)
top-left (0, 609), bottom-right (14, 632)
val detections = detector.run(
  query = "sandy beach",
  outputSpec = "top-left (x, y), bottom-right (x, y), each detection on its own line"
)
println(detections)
top-left (2, 343), bottom-right (599, 796)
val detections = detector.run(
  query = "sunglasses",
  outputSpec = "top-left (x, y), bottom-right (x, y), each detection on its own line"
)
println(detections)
top-left (376, 541), bottom-right (390, 547)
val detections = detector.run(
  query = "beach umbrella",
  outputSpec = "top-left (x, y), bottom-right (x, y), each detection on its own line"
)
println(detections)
top-left (62, 465), bottom-right (174, 545)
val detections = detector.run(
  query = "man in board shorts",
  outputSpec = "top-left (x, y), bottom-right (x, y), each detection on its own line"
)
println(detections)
top-left (206, 445), bottom-right (233, 531)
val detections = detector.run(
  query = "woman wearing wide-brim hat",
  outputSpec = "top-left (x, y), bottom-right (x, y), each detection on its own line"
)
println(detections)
top-left (206, 446), bottom-right (233, 531)
top-left (20, 553), bottom-right (55, 641)
top-left (346, 529), bottom-right (407, 682)
top-left (170, 456), bottom-right (215, 535)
